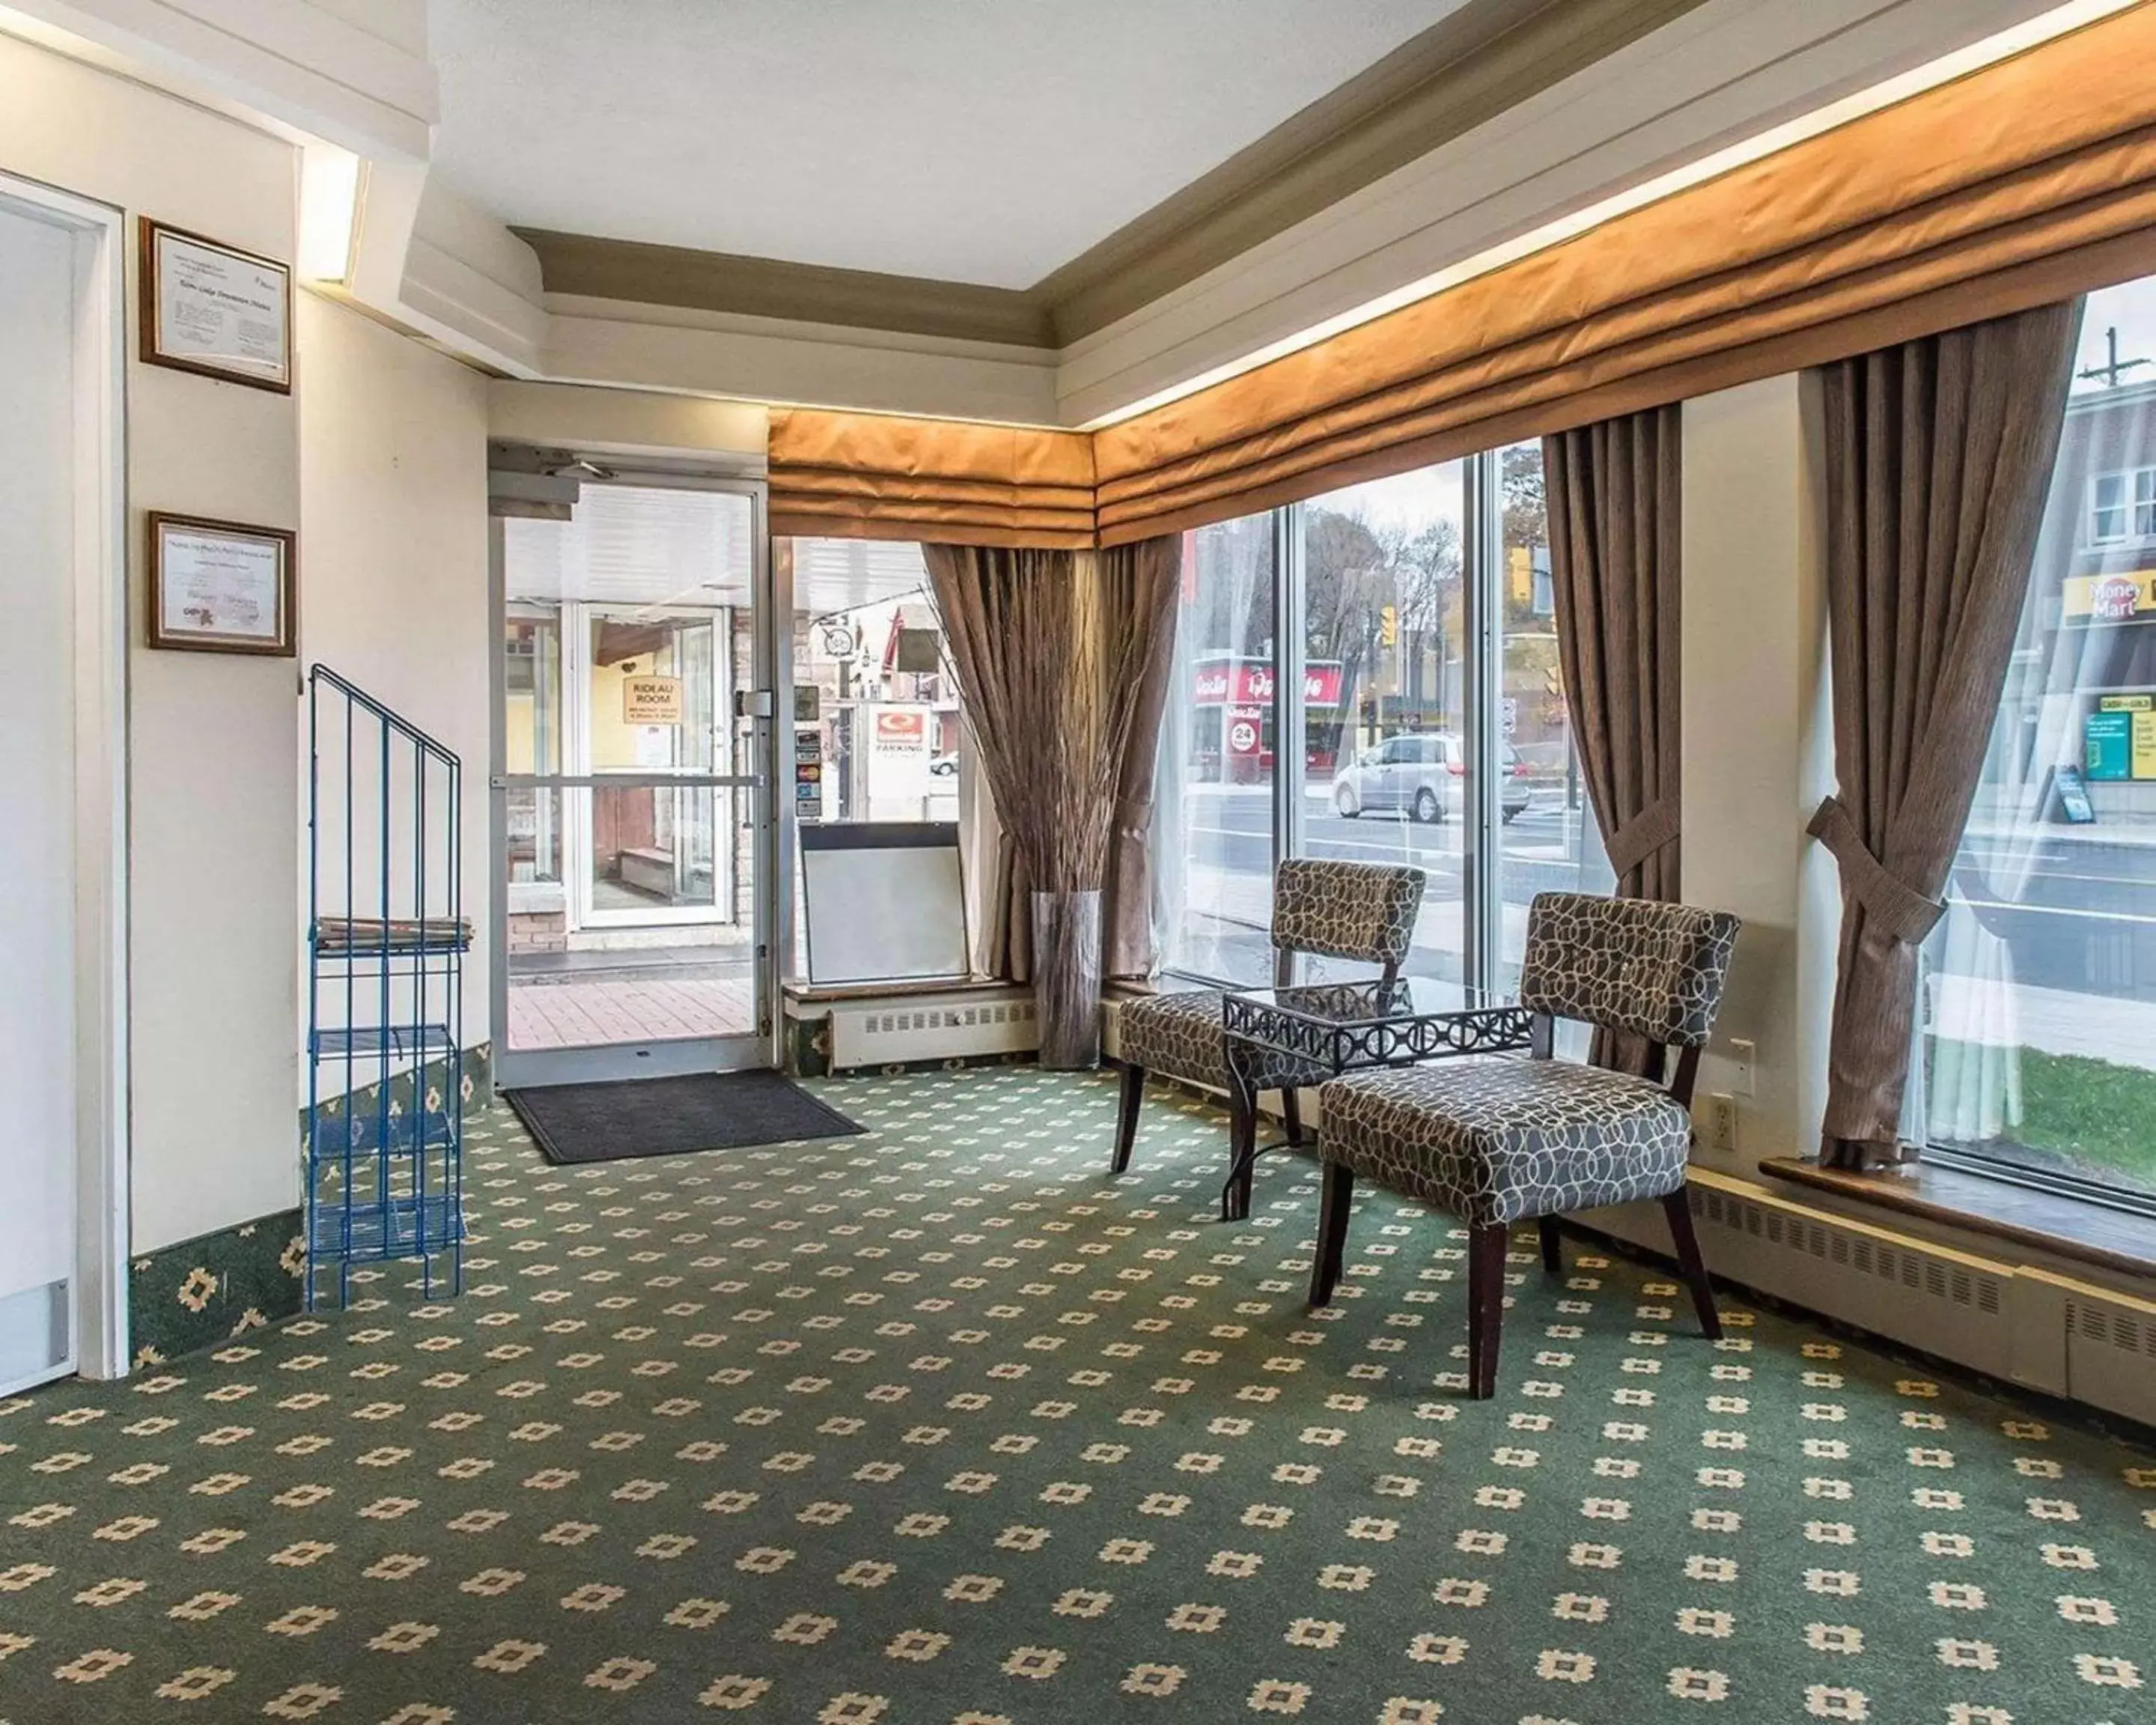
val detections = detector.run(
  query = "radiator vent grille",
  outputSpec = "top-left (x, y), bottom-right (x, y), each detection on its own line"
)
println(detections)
top-left (2071, 1300), bottom-right (2156, 1360)
top-left (862, 1001), bottom-right (1036, 1035)
top-left (829, 994), bottom-right (1041, 1069)
top-left (1689, 1184), bottom-right (2150, 1422)
top-left (1694, 1187), bottom-right (2008, 1314)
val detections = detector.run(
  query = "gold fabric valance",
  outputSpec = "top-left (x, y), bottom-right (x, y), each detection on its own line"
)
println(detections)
top-left (1088, 3), bottom-right (2156, 542)
top-left (767, 407), bottom-right (1096, 549)
top-left (766, 8), bottom-right (2156, 550)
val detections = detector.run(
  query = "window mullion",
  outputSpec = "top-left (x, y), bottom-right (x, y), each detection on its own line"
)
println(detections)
top-left (1273, 502), bottom-right (1306, 987)
top-left (1462, 452), bottom-right (1502, 996)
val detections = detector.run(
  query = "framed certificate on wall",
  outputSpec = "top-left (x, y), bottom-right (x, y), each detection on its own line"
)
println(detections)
top-left (138, 218), bottom-right (292, 393)
top-left (147, 512), bottom-right (296, 656)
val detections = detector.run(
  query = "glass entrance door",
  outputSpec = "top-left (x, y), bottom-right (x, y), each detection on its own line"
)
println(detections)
top-left (493, 477), bottom-right (772, 1086)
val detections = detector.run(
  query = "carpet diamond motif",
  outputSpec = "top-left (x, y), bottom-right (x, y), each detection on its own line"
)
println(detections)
top-left (1, 1067), bottom-right (2151, 1724)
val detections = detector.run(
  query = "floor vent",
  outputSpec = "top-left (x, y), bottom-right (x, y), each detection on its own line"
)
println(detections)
top-left (831, 995), bottom-right (1039, 1068)
top-left (1689, 1185), bottom-right (2017, 1380)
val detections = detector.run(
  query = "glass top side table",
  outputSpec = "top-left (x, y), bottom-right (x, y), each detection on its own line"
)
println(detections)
top-left (1216, 976), bottom-right (1536, 1220)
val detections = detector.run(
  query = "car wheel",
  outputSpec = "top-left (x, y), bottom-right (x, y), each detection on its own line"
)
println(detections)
top-left (1413, 786), bottom-right (1441, 824)
top-left (1334, 783), bottom-right (1359, 818)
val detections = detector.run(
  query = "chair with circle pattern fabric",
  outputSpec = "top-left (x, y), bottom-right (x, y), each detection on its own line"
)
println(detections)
top-left (1311, 891), bottom-right (1741, 1398)
top-left (1112, 858), bottom-right (1427, 1175)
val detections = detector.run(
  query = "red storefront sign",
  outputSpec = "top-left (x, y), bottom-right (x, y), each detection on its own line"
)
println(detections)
top-left (2089, 575), bottom-right (2145, 622)
top-left (1225, 705), bottom-right (1264, 756)
top-left (1193, 659), bottom-right (1344, 707)
top-left (874, 710), bottom-right (926, 746)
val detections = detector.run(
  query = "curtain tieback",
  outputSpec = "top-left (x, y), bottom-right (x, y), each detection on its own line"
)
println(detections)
top-left (1806, 795), bottom-right (1943, 943)
top-left (1606, 798), bottom-right (1680, 880)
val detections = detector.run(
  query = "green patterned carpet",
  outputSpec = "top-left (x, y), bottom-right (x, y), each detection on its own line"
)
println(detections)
top-left (2, 1067), bottom-right (2152, 1724)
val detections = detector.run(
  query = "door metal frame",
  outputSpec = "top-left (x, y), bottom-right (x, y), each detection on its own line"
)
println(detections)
top-left (490, 466), bottom-right (778, 1089)
top-left (560, 599), bottom-right (735, 932)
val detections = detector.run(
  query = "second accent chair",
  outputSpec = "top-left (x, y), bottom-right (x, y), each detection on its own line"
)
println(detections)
top-left (1112, 858), bottom-right (1427, 1175)
top-left (1311, 892), bottom-right (1741, 1399)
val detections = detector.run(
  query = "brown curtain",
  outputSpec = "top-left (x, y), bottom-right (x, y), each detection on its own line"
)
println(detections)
top-left (1544, 405), bottom-right (1682, 1076)
top-left (1103, 576), bottom-right (1181, 981)
top-left (925, 538), bottom-right (1181, 979)
top-left (1811, 298), bottom-right (2083, 1171)
top-left (1091, 5), bottom-right (2156, 545)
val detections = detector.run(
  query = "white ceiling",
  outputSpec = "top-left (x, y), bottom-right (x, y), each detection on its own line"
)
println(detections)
top-left (429, 0), bottom-right (1469, 288)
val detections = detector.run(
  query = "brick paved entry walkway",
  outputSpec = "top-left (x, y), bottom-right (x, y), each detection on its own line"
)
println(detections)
top-left (506, 975), bottom-right (755, 1049)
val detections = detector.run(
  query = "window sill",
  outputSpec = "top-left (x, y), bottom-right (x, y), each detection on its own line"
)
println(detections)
top-left (1758, 1157), bottom-right (2156, 1280)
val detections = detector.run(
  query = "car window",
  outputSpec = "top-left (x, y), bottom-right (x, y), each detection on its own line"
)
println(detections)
top-left (1381, 738), bottom-right (1413, 763)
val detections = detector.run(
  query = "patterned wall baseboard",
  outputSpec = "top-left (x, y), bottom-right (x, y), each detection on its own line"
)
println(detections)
top-left (128, 1211), bottom-right (307, 1368)
top-left (302, 1041), bottom-right (495, 1160)
top-left (127, 1042), bottom-right (496, 1367)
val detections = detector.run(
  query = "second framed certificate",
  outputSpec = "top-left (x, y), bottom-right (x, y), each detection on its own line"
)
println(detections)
top-left (147, 513), bottom-right (296, 656)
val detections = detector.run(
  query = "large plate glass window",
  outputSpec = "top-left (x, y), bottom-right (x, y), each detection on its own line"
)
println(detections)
top-left (1298, 463), bottom-right (1470, 982)
top-left (1492, 439), bottom-right (1614, 993)
top-left (1160, 514), bottom-right (1281, 985)
top-left (1922, 281), bottom-right (2156, 1206)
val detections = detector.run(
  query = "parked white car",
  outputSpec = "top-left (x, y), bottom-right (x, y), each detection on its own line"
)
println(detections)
top-left (1331, 733), bottom-right (1533, 823)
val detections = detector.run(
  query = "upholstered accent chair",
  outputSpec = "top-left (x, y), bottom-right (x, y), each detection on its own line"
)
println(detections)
top-left (1312, 891), bottom-right (1741, 1399)
top-left (1112, 858), bottom-right (1427, 1175)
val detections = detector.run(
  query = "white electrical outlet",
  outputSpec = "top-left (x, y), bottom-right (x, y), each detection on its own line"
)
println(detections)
top-left (1728, 1038), bottom-right (1756, 1097)
top-left (1706, 1092), bottom-right (1739, 1154)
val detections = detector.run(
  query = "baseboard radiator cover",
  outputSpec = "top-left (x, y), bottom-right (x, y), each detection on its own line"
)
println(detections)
top-left (830, 996), bottom-right (1039, 1068)
top-left (1681, 1178), bottom-right (2156, 1427)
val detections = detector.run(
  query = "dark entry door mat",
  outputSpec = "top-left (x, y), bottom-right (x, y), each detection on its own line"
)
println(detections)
top-left (504, 1071), bottom-right (865, 1166)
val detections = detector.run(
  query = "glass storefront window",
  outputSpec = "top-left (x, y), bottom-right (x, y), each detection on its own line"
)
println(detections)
top-left (1160, 514), bottom-right (1278, 985)
top-left (782, 538), bottom-right (966, 979)
top-left (1148, 446), bottom-right (1624, 1029)
top-left (1493, 439), bottom-right (1615, 994)
top-left (785, 538), bottom-right (961, 828)
top-left (1923, 278), bottom-right (2156, 1204)
top-left (1300, 463), bottom-right (1468, 982)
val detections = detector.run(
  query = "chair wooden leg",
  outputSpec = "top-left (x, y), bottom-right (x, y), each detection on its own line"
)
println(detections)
top-left (1309, 1161), bottom-right (1353, 1306)
top-left (1662, 1187), bottom-right (1723, 1341)
top-left (1538, 1215), bottom-right (1562, 1274)
top-left (1466, 1223), bottom-right (1508, 1399)
top-left (1111, 1063), bottom-right (1145, 1175)
top-left (1282, 1086), bottom-right (1306, 1146)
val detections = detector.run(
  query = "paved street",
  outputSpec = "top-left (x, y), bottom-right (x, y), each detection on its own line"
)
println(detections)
top-left (1172, 782), bottom-right (2156, 1034)
top-left (1952, 825), bottom-right (2156, 999)
top-left (1168, 780), bottom-right (1609, 985)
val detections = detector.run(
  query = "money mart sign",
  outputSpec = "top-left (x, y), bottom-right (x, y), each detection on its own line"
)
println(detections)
top-left (2065, 571), bottom-right (2156, 623)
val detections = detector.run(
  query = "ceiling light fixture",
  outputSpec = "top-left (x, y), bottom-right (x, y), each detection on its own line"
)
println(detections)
top-left (1079, 0), bottom-right (2137, 431)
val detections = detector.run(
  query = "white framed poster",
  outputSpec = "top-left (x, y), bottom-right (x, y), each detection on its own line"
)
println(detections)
top-left (146, 512), bottom-right (296, 656)
top-left (138, 218), bottom-right (291, 392)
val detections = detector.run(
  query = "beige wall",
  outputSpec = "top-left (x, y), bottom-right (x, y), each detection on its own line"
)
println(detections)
top-left (1679, 374), bottom-right (1838, 1178)
top-left (297, 293), bottom-right (493, 1039)
top-left (488, 380), bottom-right (767, 460)
top-left (0, 31), bottom-right (302, 1256)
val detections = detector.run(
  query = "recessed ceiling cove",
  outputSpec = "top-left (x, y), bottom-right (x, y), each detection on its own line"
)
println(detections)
top-left (428, 0), bottom-right (1470, 289)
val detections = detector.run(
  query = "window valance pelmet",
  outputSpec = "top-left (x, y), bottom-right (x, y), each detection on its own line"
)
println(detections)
top-left (768, 7), bottom-right (2156, 550)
